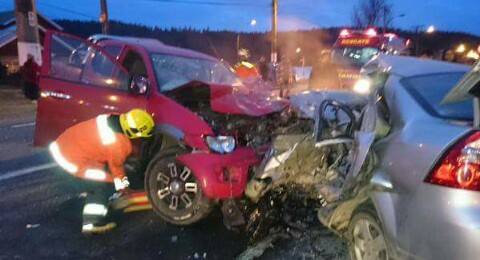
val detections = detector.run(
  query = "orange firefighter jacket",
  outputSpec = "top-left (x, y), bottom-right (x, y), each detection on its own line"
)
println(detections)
top-left (235, 61), bottom-right (260, 80)
top-left (49, 114), bottom-right (132, 183)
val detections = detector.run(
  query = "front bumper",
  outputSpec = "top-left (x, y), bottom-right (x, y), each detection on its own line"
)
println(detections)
top-left (176, 147), bottom-right (260, 199)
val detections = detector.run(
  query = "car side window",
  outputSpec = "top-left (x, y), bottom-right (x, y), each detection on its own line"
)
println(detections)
top-left (49, 33), bottom-right (129, 90)
top-left (103, 45), bottom-right (122, 59)
top-left (122, 50), bottom-right (148, 79)
top-left (50, 34), bottom-right (88, 82)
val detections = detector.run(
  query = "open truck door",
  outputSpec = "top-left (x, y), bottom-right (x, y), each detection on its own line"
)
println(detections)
top-left (34, 31), bottom-right (147, 147)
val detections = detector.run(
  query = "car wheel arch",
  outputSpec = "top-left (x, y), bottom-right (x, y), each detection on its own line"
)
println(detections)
top-left (346, 198), bottom-right (400, 259)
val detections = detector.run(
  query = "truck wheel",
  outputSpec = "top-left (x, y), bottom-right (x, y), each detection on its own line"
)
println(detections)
top-left (145, 148), bottom-right (212, 225)
top-left (348, 208), bottom-right (389, 260)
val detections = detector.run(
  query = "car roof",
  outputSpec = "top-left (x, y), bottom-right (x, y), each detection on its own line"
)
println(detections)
top-left (365, 54), bottom-right (470, 78)
top-left (89, 34), bottom-right (217, 61)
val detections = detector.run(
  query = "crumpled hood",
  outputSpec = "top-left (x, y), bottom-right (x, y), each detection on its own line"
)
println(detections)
top-left (209, 84), bottom-right (289, 116)
top-left (290, 90), bottom-right (367, 118)
top-left (165, 81), bottom-right (289, 117)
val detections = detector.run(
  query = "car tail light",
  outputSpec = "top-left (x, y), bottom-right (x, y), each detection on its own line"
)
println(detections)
top-left (426, 131), bottom-right (480, 190)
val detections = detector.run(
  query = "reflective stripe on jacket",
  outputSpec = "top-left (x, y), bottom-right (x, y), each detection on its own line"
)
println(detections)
top-left (235, 61), bottom-right (260, 80)
top-left (50, 114), bottom-right (132, 182)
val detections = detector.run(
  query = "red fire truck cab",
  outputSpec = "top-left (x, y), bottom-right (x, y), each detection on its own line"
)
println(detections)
top-left (332, 28), bottom-right (408, 89)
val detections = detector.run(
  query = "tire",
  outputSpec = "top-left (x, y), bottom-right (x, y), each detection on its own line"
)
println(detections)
top-left (145, 147), bottom-right (212, 225)
top-left (348, 208), bottom-right (390, 260)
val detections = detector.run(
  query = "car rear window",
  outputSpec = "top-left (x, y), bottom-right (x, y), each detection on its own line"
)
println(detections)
top-left (402, 72), bottom-right (472, 121)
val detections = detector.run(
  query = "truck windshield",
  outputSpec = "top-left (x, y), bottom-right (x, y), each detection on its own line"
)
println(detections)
top-left (403, 72), bottom-right (473, 121)
top-left (151, 54), bottom-right (241, 91)
top-left (332, 47), bottom-right (379, 67)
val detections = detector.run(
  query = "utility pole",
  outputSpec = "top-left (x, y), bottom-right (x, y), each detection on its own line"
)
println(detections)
top-left (100, 0), bottom-right (109, 34)
top-left (271, 0), bottom-right (278, 64)
top-left (14, 0), bottom-right (41, 66)
top-left (414, 26), bottom-right (421, 56)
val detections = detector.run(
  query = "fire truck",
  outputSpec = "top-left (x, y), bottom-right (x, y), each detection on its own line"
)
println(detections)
top-left (331, 28), bottom-right (408, 89)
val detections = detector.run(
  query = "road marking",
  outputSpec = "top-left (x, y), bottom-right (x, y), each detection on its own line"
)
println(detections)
top-left (0, 163), bottom-right (57, 182)
top-left (11, 122), bottom-right (36, 128)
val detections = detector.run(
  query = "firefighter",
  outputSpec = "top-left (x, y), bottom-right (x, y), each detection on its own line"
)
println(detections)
top-left (49, 109), bottom-right (155, 234)
top-left (234, 48), bottom-right (260, 81)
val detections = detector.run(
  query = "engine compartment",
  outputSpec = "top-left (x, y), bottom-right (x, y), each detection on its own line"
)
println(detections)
top-left (163, 81), bottom-right (308, 149)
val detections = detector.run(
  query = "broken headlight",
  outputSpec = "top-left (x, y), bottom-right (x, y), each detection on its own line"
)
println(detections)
top-left (353, 78), bottom-right (371, 94)
top-left (205, 136), bottom-right (236, 154)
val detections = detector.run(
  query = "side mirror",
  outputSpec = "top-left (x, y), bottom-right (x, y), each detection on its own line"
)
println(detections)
top-left (128, 75), bottom-right (149, 95)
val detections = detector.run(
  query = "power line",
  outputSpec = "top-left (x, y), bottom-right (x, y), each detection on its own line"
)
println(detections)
top-left (37, 2), bottom-right (97, 19)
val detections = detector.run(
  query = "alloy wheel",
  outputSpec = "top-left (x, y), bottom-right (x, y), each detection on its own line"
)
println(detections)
top-left (156, 162), bottom-right (198, 211)
top-left (352, 218), bottom-right (388, 260)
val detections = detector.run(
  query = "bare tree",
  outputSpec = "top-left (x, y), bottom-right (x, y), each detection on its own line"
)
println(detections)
top-left (351, 0), bottom-right (394, 29)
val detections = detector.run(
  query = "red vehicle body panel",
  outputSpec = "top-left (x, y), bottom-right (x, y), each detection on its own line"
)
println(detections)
top-left (146, 94), bottom-right (213, 150)
top-left (35, 31), bottom-right (285, 201)
top-left (34, 32), bottom-right (147, 146)
top-left (177, 147), bottom-right (260, 199)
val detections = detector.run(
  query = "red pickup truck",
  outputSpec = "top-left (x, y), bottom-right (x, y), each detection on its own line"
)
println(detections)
top-left (35, 31), bottom-right (288, 225)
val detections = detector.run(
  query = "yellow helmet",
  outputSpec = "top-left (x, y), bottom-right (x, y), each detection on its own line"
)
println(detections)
top-left (119, 109), bottom-right (155, 139)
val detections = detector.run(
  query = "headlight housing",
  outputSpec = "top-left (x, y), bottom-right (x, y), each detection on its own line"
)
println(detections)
top-left (205, 136), bottom-right (236, 154)
top-left (353, 78), bottom-right (371, 94)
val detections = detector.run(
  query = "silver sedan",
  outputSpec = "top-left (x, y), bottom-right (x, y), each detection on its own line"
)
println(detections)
top-left (349, 55), bottom-right (479, 260)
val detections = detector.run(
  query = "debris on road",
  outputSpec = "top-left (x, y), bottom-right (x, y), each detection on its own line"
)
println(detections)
top-left (238, 91), bottom-right (384, 259)
top-left (236, 232), bottom-right (289, 260)
top-left (26, 223), bottom-right (40, 229)
top-left (238, 190), bottom-right (348, 259)
top-left (191, 251), bottom-right (208, 259)
top-left (171, 235), bottom-right (178, 243)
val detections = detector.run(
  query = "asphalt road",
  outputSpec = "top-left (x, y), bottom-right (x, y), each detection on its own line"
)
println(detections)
top-left (0, 89), bottom-right (347, 260)
top-left (0, 115), bottom-right (252, 260)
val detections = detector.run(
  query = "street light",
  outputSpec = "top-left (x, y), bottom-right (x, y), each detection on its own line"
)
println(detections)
top-left (250, 19), bottom-right (257, 26)
top-left (426, 25), bottom-right (435, 34)
top-left (456, 44), bottom-right (466, 53)
top-left (413, 24), bottom-right (437, 56)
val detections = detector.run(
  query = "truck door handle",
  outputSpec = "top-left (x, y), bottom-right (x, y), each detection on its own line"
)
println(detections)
top-left (42, 90), bottom-right (71, 100)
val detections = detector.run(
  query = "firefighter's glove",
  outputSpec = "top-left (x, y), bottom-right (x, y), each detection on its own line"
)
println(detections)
top-left (114, 176), bottom-right (130, 191)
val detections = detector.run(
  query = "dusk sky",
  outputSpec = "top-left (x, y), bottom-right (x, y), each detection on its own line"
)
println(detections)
top-left (1, 0), bottom-right (479, 36)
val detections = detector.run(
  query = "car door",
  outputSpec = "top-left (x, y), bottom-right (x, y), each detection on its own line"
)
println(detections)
top-left (34, 31), bottom-right (148, 146)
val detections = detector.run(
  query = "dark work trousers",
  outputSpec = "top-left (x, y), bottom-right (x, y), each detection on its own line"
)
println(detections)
top-left (63, 172), bottom-right (116, 227)
top-left (22, 81), bottom-right (39, 100)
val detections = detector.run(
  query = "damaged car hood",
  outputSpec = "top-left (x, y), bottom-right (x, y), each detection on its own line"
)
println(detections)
top-left (290, 90), bottom-right (368, 118)
top-left (164, 81), bottom-right (289, 117)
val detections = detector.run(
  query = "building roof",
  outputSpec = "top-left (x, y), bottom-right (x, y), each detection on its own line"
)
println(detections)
top-left (0, 25), bottom-right (16, 48)
top-left (0, 10), bottom-right (62, 49)
top-left (0, 10), bottom-right (62, 30)
top-left (0, 11), bottom-right (16, 26)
